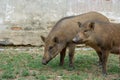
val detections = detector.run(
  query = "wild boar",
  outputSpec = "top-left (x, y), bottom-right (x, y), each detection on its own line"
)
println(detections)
top-left (41, 11), bottom-right (109, 68)
top-left (73, 21), bottom-right (120, 75)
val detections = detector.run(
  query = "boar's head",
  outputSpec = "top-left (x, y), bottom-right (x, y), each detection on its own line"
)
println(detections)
top-left (73, 21), bottom-right (95, 44)
top-left (41, 35), bottom-right (65, 65)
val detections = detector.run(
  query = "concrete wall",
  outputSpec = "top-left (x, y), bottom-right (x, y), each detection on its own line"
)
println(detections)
top-left (0, 0), bottom-right (120, 46)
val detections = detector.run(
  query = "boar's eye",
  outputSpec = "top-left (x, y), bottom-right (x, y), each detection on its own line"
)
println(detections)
top-left (84, 30), bottom-right (89, 32)
top-left (49, 46), bottom-right (53, 50)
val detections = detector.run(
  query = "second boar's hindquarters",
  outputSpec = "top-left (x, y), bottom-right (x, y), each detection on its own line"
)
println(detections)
top-left (73, 21), bottom-right (120, 75)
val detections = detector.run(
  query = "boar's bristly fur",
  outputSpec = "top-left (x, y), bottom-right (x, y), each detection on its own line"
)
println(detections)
top-left (41, 11), bottom-right (109, 68)
top-left (73, 20), bottom-right (120, 75)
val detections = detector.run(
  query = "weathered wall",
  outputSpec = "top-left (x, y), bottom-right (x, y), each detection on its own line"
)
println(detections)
top-left (0, 0), bottom-right (120, 46)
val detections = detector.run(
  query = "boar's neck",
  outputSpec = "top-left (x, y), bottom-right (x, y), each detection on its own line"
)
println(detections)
top-left (94, 22), bottom-right (120, 50)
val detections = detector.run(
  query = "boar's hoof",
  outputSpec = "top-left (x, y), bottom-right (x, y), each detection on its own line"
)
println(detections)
top-left (68, 64), bottom-right (75, 70)
top-left (102, 72), bottom-right (107, 77)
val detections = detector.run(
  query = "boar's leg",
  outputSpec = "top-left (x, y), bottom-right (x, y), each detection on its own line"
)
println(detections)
top-left (101, 50), bottom-right (109, 76)
top-left (59, 47), bottom-right (67, 66)
top-left (68, 43), bottom-right (75, 68)
top-left (96, 50), bottom-right (103, 67)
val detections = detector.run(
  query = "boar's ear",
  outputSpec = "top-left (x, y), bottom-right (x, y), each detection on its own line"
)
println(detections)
top-left (88, 22), bottom-right (95, 30)
top-left (41, 36), bottom-right (46, 42)
top-left (53, 37), bottom-right (59, 43)
top-left (77, 22), bottom-right (81, 28)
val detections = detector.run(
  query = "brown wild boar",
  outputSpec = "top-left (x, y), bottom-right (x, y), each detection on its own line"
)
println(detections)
top-left (41, 11), bottom-right (109, 68)
top-left (73, 21), bottom-right (120, 75)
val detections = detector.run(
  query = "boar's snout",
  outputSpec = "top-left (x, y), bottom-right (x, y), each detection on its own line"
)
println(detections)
top-left (73, 37), bottom-right (78, 42)
top-left (42, 56), bottom-right (52, 65)
top-left (72, 36), bottom-right (81, 43)
top-left (42, 59), bottom-right (48, 65)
